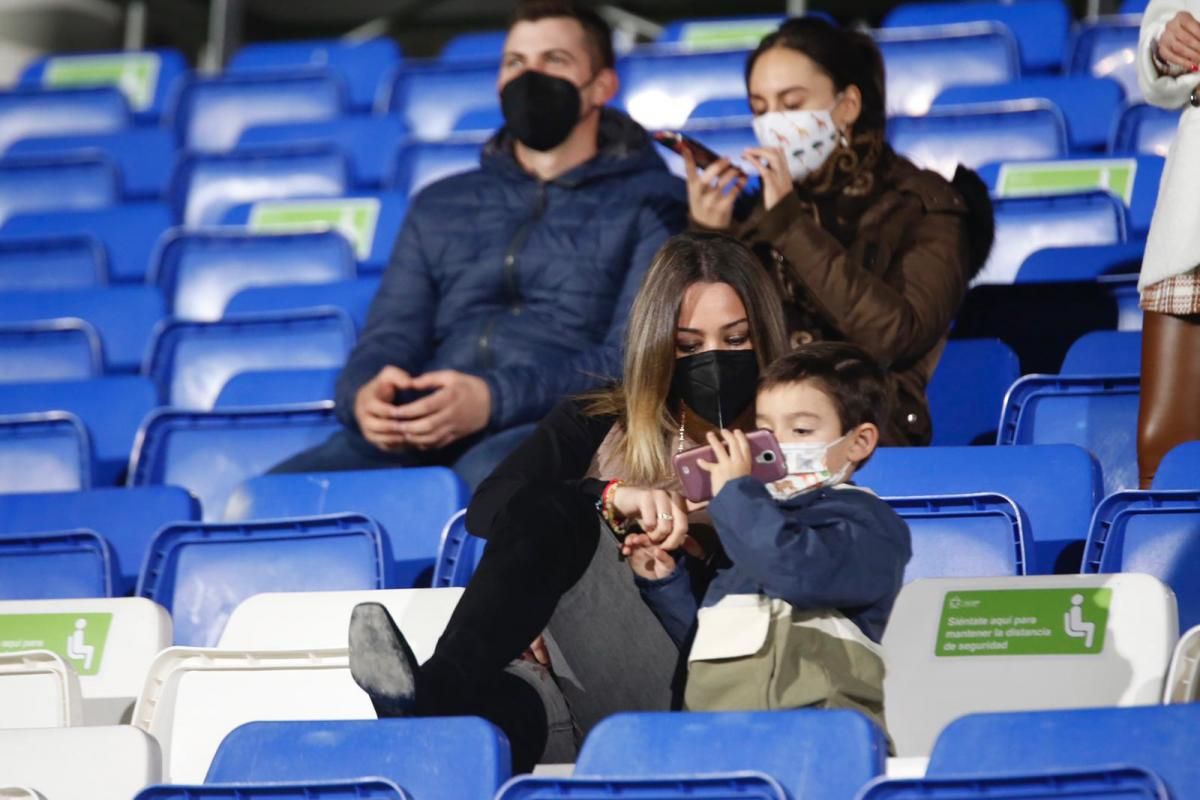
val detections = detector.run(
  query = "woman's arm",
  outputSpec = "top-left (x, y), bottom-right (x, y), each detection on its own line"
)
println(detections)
top-left (1139, 0), bottom-right (1200, 109)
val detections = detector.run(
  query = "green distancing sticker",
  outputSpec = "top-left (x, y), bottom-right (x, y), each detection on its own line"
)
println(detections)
top-left (43, 53), bottom-right (160, 112)
top-left (996, 159), bottom-right (1138, 206)
top-left (678, 22), bottom-right (779, 51)
top-left (0, 612), bottom-right (112, 676)
top-left (936, 588), bottom-right (1111, 657)
top-left (248, 198), bottom-right (381, 261)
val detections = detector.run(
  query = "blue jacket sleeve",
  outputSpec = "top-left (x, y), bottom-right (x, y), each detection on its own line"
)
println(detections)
top-left (634, 560), bottom-right (699, 648)
top-left (708, 478), bottom-right (910, 610)
top-left (334, 201), bottom-right (437, 429)
top-left (480, 191), bottom-right (684, 430)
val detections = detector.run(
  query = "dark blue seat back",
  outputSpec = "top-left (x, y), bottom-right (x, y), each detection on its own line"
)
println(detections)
top-left (616, 49), bottom-right (750, 130)
top-left (390, 139), bottom-right (483, 197)
top-left (127, 403), bottom-right (342, 519)
top-left (0, 530), bottom-right (114, 599)
top-left (237, 116), bottom-right (407, 190)
top-left (926, 704), bottom-right (1200, 799)
top-left (1, 202), bottom-right (173, 283)
top-left (439, 31), bottom-right (507, 62)
top-left (215, 368), bottom-right (340, 409)
top-left (144, 309), bottom-right (355, 410)
top-left (861, 768), bottom-right (1169, 800)
top-left (207, 718), bottom-right (511, 798)
top-left (0, 485), bottom-right (199, 595)
top-left (224, 278), bottom-right (379, 329)
top-left (9, 127), bottom-right (176, 201)
top-left (1153, 442), bottom-right (1200, 490)
top-left (1017, 241), bottom-right (1143, 284)
top-left (0, 376), bottom-right (156, 486)
top-left (171, 145), bottom-right (350, 228)
top-left (20, 49), bottom-right (188, 123)
top-left (1061, 331), bottom-right (1141, 375)
top-left (135, 780), bottom-right (409, 800)
top-left (998, 375), bottom-right (1140, 495)
top-left (857, 444), bottom-right (1103, 573)
top-left (137, 513), bottom-right (390, 646)
top-left (229, 37), bottom-right (401, 112)
top-left (0, 285), bottom-right (165, 372)
top-left (0, 87), bottom-right (129, 151)
top-left (928, 338), bottom-right (1021, 445)
top-left (888, 493), bottom-right (1027, 581)
top-left (498, 776), bottom-right (786, 800)
top-left (386, 61), bottom-right (499, 140)
top-left (1067, 17), bottom-right (1142, 103)
top-left (575, 710), bottom-right (885, 800)
top-left (170, 72), bottom-right (346, 153)
top-left (451, 105), bottom-right (504, 135)
top-left (0, 320), bottom-right (102, 383)
top-left (0, 411), bottom-right (92, 493)
top-left (1112, 103), bottom-right (1178, 157)
top-left (152, 229), bottom-right (356, 321)
top-left (0, 154), bottom-right (119, 222)
top-left (225, 468), bottom-right (470, 588)
top-left (432, 509), bottom-right (485, 588)
top-left (0, 235), bottom-right (106, 291)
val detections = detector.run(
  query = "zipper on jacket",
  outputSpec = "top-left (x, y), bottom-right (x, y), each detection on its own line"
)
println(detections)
top-left (477, 182), bottom-right (548, 368)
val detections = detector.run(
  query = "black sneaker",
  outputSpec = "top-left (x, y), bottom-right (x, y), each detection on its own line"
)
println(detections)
top-left (348, 601), bottom-right (421, 718)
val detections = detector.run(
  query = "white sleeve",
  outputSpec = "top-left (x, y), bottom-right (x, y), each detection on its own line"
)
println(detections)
top-left (1139, 0), bottom-right (1200, 108)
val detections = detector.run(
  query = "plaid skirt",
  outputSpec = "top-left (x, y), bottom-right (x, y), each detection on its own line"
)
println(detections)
top-left (1141, 267), bottom-right (1200, 315)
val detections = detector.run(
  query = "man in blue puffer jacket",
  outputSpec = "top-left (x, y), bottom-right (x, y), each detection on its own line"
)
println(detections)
top-left (273, 0), bottom-right (686, 487)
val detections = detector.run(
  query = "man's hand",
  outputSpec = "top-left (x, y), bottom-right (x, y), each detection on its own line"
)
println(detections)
top-left (1159, 11), bottom-right (1200, 70)
top-left (391, 370), bottom-right (492, 450)
top-left (697, 429), bottom-right (753, 498)
top-left (354, 366), bottom-right (414, 451)
top-left (622, 533), bottom-right (678, 580)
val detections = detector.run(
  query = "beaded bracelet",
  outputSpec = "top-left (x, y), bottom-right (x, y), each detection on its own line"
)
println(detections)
top-left (599, 478), bottom-right (630, 535)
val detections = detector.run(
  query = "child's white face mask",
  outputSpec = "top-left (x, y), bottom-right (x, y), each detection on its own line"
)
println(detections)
top-left (751, 107), bottom-right (842, 183)
top-left (765, 431), bottom-right (853, 501)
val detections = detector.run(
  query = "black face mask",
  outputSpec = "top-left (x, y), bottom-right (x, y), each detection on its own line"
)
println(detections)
top-left (670, 350), bottom-right (760, 429)
top-left (500, 70), bottom-right (585, 152)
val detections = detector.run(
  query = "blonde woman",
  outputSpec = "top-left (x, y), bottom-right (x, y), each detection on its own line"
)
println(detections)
top-left (1136, 1), bottom-right (1200, 487)
top-left (348, 233), bottom-right (789, 772)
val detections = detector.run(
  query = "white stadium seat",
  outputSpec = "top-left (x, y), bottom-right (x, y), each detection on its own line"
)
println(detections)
top-left (0, 650), bottom-right (81, 728)
top-left (0, 725), bottom-right (160, 800)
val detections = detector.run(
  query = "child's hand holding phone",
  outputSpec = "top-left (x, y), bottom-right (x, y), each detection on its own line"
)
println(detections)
top-left (697, 429), bottom-right (754, 498)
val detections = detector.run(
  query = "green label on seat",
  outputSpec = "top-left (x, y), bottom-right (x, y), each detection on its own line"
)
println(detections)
top-left (43, 53), bottom-right (160, 111)
top-left (0, 613), bottom-right (113, 675)
top-left (249, 198), bottom-right (380, 261)
top-left (996, 159), bottom-right (1137, 206)
top-left (678, 22), bottom-right (779, 51)
top-left (935, 588), bottom-right (1111, 657)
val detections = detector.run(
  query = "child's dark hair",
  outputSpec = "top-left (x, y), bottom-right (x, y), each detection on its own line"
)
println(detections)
top-left (760, 342), bottom-right (892, 434)
top-left (510, 0), bottom-right (615, 71)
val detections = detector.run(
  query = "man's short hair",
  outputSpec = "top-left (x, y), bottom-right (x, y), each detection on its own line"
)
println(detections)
top-left (510, 0), bottom-right (615, 71)
top-left (760, 342), bottom-right (893, 434)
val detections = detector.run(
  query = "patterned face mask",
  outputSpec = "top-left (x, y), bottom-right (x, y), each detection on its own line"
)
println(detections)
top-left (765, 432), bottom-right (853, 501)
top-left (751, 107), bottom-right (841, 183)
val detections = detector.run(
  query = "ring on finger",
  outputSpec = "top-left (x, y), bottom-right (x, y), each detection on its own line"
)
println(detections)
top-left (658, 512), bottom-right (674, 521)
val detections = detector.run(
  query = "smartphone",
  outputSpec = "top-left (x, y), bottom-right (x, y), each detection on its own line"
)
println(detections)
top-left (653, 130), bottom-right (745, 174)
top-left (673, 429), bottom-right (786, 503)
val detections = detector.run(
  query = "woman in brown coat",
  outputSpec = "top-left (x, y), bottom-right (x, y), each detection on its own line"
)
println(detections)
top-left (686, 17), bottom-right (994, 446)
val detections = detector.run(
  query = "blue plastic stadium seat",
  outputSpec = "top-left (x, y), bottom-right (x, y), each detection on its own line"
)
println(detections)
top-left (617, 49), bottom-right (750, 130)
top-left (207, 718), bottom-right (511, 798)
top-left (928, 339), bottom-right (1021, 446)
top-left (686, 97), bottom-right (753, 122)
top-left (574, 711), bottom-right (884, 800)
top-left (0, 285), bottom-right (165, 373)
top-left (236, 116), bottom-right (407, 189)
top-left (136, 780), bottom-right (410, 800)
top-left (0, 321), bottom-right (102, 383)
top-left (144, 309), bottom-right (355, 410)
top-left (0, 530), bottom-right (114, 599)
top-left (876, 23), bottom-right (1020, 117)
top-left (440, 31), bottom-right (508, 62)
top-left (386, 61), bottom-right (500, 140)
top-left (224, 278), bottom-right (380, 329)
top-left (0, 86), bottom-right (129, 153)
top-left (857, 444), bottom-right (1103, 573)
top-left (1112, 103), bottom-right (1179, 157)
top-left (1083, 489), bottom-right (1200, 629)
top-left (152, 229), bottom-right (356, 321)
top-left (655, 121), bottom-right (759, 181)
top-left (172, 145), bottom-right (350, 227)
top-left (933, 77), bottom-right (1124, 152)
top-left (1067, 17), bottom-right (1142, 103)
top-left (170, 72), bottom-right (346, 153)
top-left (0, 376), bottom-right (157, 486)
top-left (8, 127), bottom-right (176, 201)
top-left (499, 777), bottom-right (786, 800)
top-left (658, 16), bottom-right (786, 52)
top-left (887, 493), bottom-right (1027, 581)
top-left (20, 49), bottom-right (188, 124)
top-left (926, 704), bottom-right (1200, 799)
top-left (137, 513), bottom-right (391, 646)
top-left (222, 194), bottom-right (406, 274)
top-left (860, 768), bottom-right (1169, 800)
top-left (0, 235), bottom-right (106, 291)
top-left (451, 105), bottom-right (504, 135)
top-left (0, 485), bottom-right (199, 595)
top-left (433, 509), bottom-right (485, 588)
top-left (1120, 0), bottom-right (1149, 11)
top-left (1, 202), bottom-right (173, 283)
top-left (889, 101), bottom-right (1068, 179)
top-left (229, 37), bottom-right (401, 113)
top-left (884, 0), bottom-right (1070, 73)
top-left (0, 412), bottom-right (92, 493)
top-left (1153, 442), bottom-right (1200, 490)
top-left (215, 367), bottom-right (340, 409)
top-left (1061, 331), bottom-right (1141, 375)
top-left (1016, 241), bottom-right (1143, 284)
top-left (998, 375), bottom-right (1140, 495)
top-left (127, 403), bottom-right (342, 519)
top-left (225, 468), bottom-right (470, 588)
top-left (0, 153), bottom-right (119, 223)
top-left (980, 192), bottom-right (1127, 284)
top-left (390, 139), bottom-right (483, 197)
